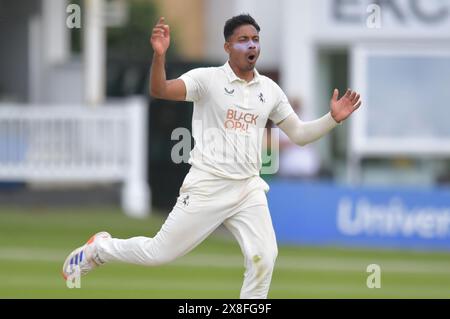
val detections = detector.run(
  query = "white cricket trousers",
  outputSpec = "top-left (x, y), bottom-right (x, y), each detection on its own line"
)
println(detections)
top-left (96, 167), bottom-right (278, 299)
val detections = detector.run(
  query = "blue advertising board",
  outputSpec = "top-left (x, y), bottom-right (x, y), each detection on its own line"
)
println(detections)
top-left (267, 181), bottom-right (450, 251)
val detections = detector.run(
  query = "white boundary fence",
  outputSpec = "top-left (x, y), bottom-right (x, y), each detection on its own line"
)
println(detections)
top-left (0, 97), bottom-right (150, 218)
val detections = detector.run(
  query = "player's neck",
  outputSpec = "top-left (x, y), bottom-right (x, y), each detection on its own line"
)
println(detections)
top-left (228, 61), bottom-right (254, 82)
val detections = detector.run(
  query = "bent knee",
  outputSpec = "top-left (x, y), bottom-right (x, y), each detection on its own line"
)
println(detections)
top-left (249, 250), bottom-right (277, 276)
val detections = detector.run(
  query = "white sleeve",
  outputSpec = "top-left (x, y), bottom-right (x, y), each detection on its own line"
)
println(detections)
top-left (178, 68), bottom-right (211, 102)
top-left (277, 112), bottom-right (339, 146)
top-left (269, 85), bottom-right (295, 124)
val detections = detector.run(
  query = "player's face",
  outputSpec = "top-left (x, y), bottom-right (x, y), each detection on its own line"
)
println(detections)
top-left (225, 25), bottom-right (260, 72)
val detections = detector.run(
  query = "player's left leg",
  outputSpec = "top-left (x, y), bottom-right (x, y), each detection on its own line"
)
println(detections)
top-left (223, 188), bottom-right (278, 299)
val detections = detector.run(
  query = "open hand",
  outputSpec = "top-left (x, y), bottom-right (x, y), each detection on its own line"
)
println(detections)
top-left (330, 89), bottom-right (362, 123)
top-left (150, 17), bottom-right (170, 56)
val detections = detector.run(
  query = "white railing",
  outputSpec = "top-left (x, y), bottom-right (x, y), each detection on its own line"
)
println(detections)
top-left (0, 97), bottom-right (150, 218)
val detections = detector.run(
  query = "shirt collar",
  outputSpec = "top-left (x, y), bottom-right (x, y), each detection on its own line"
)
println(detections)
top-left (223, 61), bottom-right (261, 85)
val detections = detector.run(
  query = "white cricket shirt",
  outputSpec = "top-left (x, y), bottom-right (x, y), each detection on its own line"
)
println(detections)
top-left (179, 61), bottom-right (294, 179)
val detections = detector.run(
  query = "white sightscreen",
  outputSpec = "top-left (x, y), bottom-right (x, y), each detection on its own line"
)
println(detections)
top-left (350, 45), bottom-right (450, 156)
top-left (367, 55), bottom-right (450, 138)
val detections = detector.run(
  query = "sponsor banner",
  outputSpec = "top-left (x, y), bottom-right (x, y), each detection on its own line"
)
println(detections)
top-left (314, 0), bottom-right (450, 40)
top-left (267, 181), bottom-right (450, 250)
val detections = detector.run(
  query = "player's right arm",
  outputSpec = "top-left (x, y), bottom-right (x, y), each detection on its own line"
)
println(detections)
top-left (149, 17), bottom-right (186, 101)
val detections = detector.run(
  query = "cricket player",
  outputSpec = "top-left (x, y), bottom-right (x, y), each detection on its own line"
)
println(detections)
top-left (62, 14), bottom-right (362, 299)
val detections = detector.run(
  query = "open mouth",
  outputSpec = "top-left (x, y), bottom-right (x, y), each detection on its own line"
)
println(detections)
top-left (247, 54), bottom-right (256, 63)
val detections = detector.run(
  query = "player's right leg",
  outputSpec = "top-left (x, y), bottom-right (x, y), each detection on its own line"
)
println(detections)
top-left (61, 167), bottom-right (232, 283)
top-left (61, 183), bottom-right (226, 281)
top-left (93, 203), bottom-right (223, 266)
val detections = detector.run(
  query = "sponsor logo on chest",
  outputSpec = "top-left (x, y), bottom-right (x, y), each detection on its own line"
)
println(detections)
top-left (224, 108), bottom-right (259, 133)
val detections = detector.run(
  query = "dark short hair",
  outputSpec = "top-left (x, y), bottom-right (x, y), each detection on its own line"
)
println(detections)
top-left (223, 14), bottom-right (260, 41)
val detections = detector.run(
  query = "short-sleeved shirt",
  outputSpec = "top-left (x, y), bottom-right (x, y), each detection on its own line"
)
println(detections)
top-left (179, 61), bottom-right (294, 179)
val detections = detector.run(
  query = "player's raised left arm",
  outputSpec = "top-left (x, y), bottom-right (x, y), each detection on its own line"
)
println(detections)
top-left (277, 89), bottom-right (362, 146)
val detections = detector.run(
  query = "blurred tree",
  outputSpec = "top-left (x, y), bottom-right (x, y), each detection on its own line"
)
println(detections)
top-left (68, 0), bottom-right (180, 96)
top-left (107, 0), bottom-right (177, 60)
top-left (105, 0), bottom-right (180, 97)
top-left (70, 0), bottom-right (178, 57)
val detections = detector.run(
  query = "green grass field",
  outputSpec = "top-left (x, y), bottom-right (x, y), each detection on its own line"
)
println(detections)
top-left (1, 205), bottom-right (450, 299)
